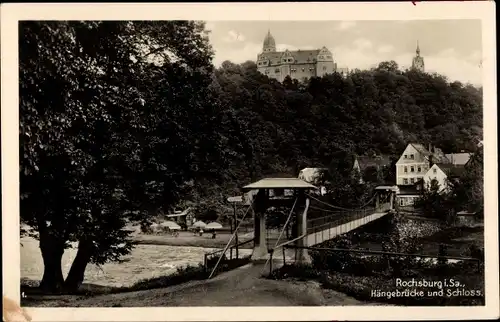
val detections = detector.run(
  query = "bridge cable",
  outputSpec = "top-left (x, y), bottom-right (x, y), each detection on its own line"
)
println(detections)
top-left (208, 198), bottom-right (256, 279)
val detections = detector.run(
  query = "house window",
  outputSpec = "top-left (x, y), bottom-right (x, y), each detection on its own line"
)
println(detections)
top-left (410, 166), bottom-right (415, 172)
top-left (410, 154), bottom-right (414, 159)
top-left (410, 178), bottom-right (415, 184)
top-left (399, 199), bottom-right (404, 206)
top-left (275, 68), bottom-right (280, 73)
top-left (404, 166), bottom-right (408, 173)
top-left (265, 69), bottom-right (269, 74)
top-left (323, 66), bottom-right (327, 71)
top-left (433, 168), bottom-right (437, 174)
top-left (326, 55), bottom-right (331, 59)
top-left (404, 155), bottom-right (408, 159)
top-left (417, 166), bottom-right (421, 172)
top-left (403, 178), bottom-right (408, 184)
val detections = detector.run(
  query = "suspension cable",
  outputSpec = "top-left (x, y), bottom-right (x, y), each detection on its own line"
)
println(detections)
top-left (208, 198), bottom-right (255, 279)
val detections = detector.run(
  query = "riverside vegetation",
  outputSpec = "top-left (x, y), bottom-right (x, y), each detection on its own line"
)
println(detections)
top-left (20, 21), bottom-right (483, 294)
top-left (269, 213), bottom-right (485, 306)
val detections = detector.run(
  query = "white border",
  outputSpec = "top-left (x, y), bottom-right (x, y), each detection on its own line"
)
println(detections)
top-left (2, 2), bottom-right (498, 321)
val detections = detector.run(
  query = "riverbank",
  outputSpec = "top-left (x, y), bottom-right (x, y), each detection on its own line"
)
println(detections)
top-left (134, 231), bottom-right (254, 249)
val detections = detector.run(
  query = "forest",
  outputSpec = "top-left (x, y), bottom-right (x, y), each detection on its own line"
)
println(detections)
top-left (19, 21), bottom-right (483, 292)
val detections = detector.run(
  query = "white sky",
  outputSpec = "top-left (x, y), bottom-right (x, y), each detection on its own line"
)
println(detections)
top-left (206, 20), bottom-right (482, 86)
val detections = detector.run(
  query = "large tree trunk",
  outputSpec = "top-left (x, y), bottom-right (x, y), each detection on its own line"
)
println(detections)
top-left (39, 233), bottom-right (65, 293)
top-left (64, 240), bottom-right (92, 292)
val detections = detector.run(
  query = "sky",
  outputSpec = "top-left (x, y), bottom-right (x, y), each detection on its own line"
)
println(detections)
top-left (205, 20), bottom-right (482, 86)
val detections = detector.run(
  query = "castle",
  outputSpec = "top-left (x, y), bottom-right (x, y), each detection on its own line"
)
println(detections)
top-left (411, 41), bottom-right (425, 72)
top-left (256, 30), bottom-right (348, 82)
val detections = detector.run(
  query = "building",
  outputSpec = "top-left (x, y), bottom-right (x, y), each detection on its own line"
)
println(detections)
top-left (298, 167), bottom-right (327, 195)
top-left (396, 185), bottom-right (422, 208)
top-left (411, 41), bottom-right (425, 72)
top-left (445, 152), bottom-right (472, 166)
top-left (256, 30), bottom-right (348, 82)
top-left (395, 143), bottom-right (449, 186)
top-left (423, 163), bottom-right (466, 193)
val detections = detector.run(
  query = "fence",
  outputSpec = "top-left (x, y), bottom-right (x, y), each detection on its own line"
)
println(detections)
top-left (203, 238), bottom-right (254, 274)
top-left (281, 245), bottom-right (483, 272)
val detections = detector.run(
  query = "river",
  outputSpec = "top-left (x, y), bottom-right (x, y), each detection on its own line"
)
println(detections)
top-left (21, 237), bottom-right (252, 288)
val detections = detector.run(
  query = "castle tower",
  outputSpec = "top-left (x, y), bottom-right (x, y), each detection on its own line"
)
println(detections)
top-left (262, 29), bottom-right (276, 53)
top-left (411, 40), bottom-right (425, 72)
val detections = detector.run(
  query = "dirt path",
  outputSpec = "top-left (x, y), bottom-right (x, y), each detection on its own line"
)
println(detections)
top-left (25, 262), bottom-right (367, 307)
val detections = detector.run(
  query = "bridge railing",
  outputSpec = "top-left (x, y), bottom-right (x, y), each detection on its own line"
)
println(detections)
top-left (307, 207), bottom-right (376, 234)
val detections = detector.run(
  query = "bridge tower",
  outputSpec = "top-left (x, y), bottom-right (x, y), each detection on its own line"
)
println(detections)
top-left (242, 178), bottom-right (317, 264)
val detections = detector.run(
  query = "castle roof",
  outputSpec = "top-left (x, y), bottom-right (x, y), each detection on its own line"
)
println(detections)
top-left (260, 49), bottom-right (329, 66)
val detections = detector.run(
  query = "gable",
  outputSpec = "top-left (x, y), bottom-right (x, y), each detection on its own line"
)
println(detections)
top-left (397, 144), bottom-right (428, 164)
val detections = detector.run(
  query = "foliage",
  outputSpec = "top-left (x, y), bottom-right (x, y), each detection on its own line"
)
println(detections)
top-left (21, 21), bottom-right (482, 293)
top-left (20, 21), bottom-right (223, 292)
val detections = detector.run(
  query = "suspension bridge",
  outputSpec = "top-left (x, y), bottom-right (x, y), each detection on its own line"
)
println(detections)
top-left (207, 178), bottom-right (398, 279)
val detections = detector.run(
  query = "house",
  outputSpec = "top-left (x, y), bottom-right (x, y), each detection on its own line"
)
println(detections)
top-left (298, 167), bottom-right (327, 195)
top-left (445, 153), bottom-right (472, 166)
top-left (423, 163), bottom-right (466, 192)
top-left (395, 143), bottom-right (449, 186)
top-left (166, 207), bottom-right (194, 227)
top-left (353, 155), bottom-right (393, 183)
top-left (395, 184), bottom-right (422, 208)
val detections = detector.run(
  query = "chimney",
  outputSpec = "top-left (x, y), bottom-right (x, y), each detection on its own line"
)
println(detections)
top-left (428, 143), bottom-right (432, 153)
top-left (429, 155), bottom-right (434, 168)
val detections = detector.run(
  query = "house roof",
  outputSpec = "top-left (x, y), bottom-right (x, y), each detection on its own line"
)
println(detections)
top-left (410, 143), bottom-right (431, 156)
top-left (396, 185), bottom-right (420, 195)
top-left (356, 155), bottom-right (392, 170)
top-left (408, 143), bottom-right (449, 163)
top-left (435, 163), bottom-right (466, 177)
top-left (299, 167), bottom-right (327, 182)
top-left (445, 153), bottom-right (472, 165)
top-left (242, 178), bottom-right (317, 191)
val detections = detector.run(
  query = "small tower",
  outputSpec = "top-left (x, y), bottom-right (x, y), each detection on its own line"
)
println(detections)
top-left (411, 40), bottom-right (425, 72)
top-left (262, 29), bottom-right (276, 53)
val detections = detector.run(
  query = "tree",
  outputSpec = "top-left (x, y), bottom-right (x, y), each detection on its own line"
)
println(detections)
top-left (20, 21), bottom-right (225, 292)
top-left (415, 179), bottom-right (451, 221)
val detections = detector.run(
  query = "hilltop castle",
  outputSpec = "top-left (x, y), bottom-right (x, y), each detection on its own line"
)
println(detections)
top-left (256, 30), bottom-right (348, 82)
top-left (411, 41), bottom-right (425, 72)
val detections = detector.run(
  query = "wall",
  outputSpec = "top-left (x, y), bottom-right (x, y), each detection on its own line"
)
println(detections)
top-left (396, 195), bottom-right (420, 207)
top-left (396, 144), bottom-right (429, 185)
top-left (423, 164), bottom-right (449, 192)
